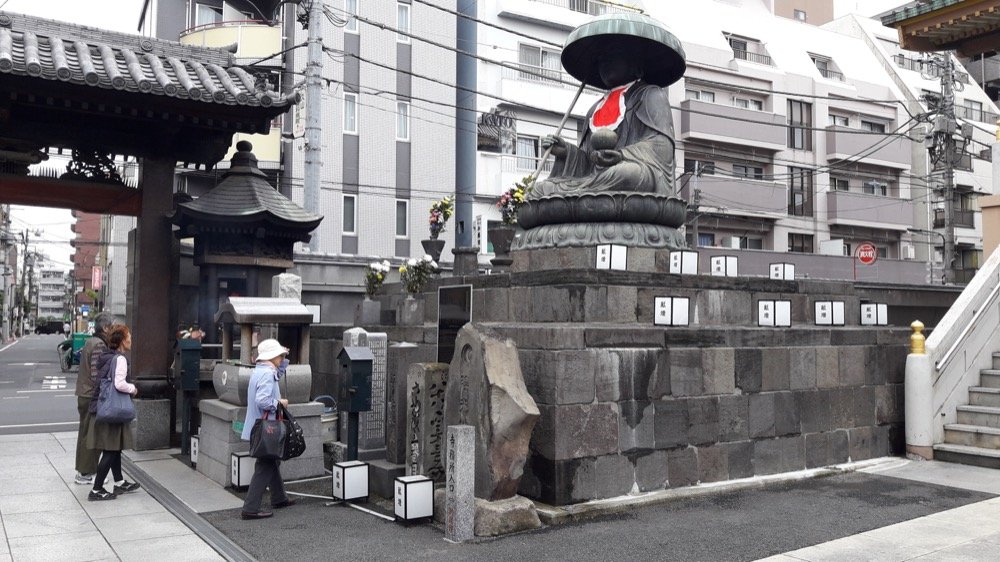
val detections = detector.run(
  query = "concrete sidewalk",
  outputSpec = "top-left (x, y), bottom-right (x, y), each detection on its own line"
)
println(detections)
top-left (0, 432), bottom-right (224, 562)
top-left (7, 431), bottom-right (1000, 561)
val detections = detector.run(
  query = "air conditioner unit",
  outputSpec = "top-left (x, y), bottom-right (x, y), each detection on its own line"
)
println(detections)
top-left (902, 244), bottom-right (915, 260)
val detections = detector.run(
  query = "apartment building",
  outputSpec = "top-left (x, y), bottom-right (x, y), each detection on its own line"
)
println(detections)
top-left (480, 0), bottom-right (996, 283)
top-left (36, 267), bottom-right (67, 322)
top-left (142, 0), bottom-right (457, 321)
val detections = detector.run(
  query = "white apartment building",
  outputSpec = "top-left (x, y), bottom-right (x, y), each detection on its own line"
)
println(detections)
top-left (478, 0), bottom-right (997, 282)
top-left (36, 267), bottom-right (67, 322)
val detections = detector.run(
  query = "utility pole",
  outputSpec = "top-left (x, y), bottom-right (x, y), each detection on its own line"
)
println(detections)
top-left (938, 54), bottom-right (957, 284)
top-left (303, 0), bottom-right (324, 252)
top-left (689, 163), bottom-right (704, 248)
top-left (15, 230), bottom-right (27, 337)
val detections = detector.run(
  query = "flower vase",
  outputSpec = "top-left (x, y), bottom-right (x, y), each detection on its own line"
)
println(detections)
top-left (397, 294), bottom-right (425, 326)
top-left (354, 296), bottom-right (382, 327)
top-left (421, 238), bottom-right (445, 264)
top-left (488, 224), bottom-right (516, 271)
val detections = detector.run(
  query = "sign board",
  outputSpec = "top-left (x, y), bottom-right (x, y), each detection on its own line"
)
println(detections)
top-left (596, 245), bottom-right (627, 271)
top-left (855, 242), bottom-right (878, 265)
top-left (653, 297), bottom-right (690, 326)
top-left (669, 251), bottom-right (698, 275)
top-left (91, 266), bottom-right (102, 291)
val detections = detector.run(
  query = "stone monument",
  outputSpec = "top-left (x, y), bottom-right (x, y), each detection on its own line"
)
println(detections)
top-left (515, 13), bottom-right (688, 250)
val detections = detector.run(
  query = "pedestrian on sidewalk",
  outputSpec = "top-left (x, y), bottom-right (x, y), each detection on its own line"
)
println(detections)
top-left (87, 324), bottom-right (141, 501)
top-left (74, 312), bottom-right (116, 486)
top-left (240, 338), bottom-right (296, 520)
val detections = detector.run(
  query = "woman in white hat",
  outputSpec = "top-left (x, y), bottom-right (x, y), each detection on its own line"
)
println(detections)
top-left (240, 338), bottom-right (296, 520)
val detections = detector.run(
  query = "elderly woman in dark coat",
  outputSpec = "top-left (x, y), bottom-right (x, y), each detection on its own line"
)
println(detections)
top-left (86, 324), bottom-right (141, 501)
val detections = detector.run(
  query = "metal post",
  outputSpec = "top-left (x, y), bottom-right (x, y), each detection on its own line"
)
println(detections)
top-left (303, 0), bottom-right (324, 252)
top-left (347, 411), bottom-right (359, 461)
top-left (454, 0), bottom-right (478, 247)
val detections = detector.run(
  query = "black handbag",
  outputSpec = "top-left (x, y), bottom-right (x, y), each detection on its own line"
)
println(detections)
top-left (249, 410), bottom-right (286, 460)
top-left (279, 404), bottom-right (306, 460)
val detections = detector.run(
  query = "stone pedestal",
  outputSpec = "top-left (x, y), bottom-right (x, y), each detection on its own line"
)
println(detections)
top-left (133, 399), bottom-right (171, 450)
top-left (354, 299), bottom-right (382, 327)
top-left (452, 247), bottom-right (479, 277)
top-left (272, 273), bottom-right (302, 300)
top-left (397, 297), bottom-right (424, 326)
top-left (405, 363), bottom-right (450, 480)
top-left (196, 399), bottom-right (325, 487)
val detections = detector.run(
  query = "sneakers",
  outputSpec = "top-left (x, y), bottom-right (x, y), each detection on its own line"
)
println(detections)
top-left (113, 480), bottom-right (141, 494)
top-left (88, 489), bottom-right (116, 501)
top-left (74, 473), bottom-right (95, 485)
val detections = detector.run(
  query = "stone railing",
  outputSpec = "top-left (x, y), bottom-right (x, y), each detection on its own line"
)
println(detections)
top-left (906, 244), bottom-right (1000, 456)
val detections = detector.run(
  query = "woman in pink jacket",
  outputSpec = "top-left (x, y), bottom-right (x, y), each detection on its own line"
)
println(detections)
top-left (87, 324), bottom-right (140, 501)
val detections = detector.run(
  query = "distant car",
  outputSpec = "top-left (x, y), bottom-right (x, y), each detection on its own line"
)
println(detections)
top-left (35, 320), bottom-right (64, 335)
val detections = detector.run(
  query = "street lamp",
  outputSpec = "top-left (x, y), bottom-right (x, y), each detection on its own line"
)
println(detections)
top-left (908, 227), bottom-right (948, 285)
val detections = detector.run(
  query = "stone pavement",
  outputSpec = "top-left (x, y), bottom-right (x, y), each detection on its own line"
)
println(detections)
top-left (6, 431), bottom-right (1000, 561)
top-left (0, 431), bottom-right (225, 562)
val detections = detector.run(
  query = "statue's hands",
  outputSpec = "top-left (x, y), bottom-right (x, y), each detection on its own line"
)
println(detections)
top-left (540, 135), bottom-right (568, 158)
top-left (591, 149), bottom-right (623, 167)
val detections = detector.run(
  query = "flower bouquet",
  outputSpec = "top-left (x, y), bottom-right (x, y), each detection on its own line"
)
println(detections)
top-left (363, 260), bottom-right (391, 298)
top-left (428, 195), bottom-right (455, 240)
top-left (398, 255), bottom-right (438, 295)
top-left (496, 176), bottom-right (533, 225)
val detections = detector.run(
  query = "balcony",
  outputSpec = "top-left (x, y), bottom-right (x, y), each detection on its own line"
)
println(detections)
top-left (534, 0), bottom-right (641, 14)
top-left (733, 49), bottom-right (774, 66)
top-left (818, 68), bottom-right (844, 81)
top-left (477, 153), bottom-right (552, 199)
top-left (933, 208), bottom-right (977, 229)
top-left (179, 20), bottom-right (281, 63)
top-left (893, 54), bottom-right (970, 84)
top-left (678, 176), bottom-right (787, 218)
top-left (501, 63), bottom-right (580, 90)
top-left (497, 0), bottom-right (639, 31)
top-left (955, 105), bottom-right (1000, 124)
top-left (680, 99), bottom-right (786, 151)
top-left (825, 126), bottom-right (910, 169)
top-left (825, 191), bottom-right (914, 230)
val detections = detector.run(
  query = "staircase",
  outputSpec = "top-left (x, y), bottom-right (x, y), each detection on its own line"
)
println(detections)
top-left (935, 352), bottom-right (1000, 468)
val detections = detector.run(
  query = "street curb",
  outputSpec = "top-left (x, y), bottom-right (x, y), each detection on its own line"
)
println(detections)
top-left (122, 455), bottom-right (256, 562)
top-left (532, 457), bottom-right (899, 525)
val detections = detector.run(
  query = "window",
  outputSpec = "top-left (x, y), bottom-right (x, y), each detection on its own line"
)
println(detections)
top-left (726, 34), bottom-right (772, 65)
top-left (196, 3), bottom-right (223, 26)
top-left (396, 101), bottom-right (410, 141)
top-left (788, 100), bottom-right (812, 150)
top-left (788, 233), bottom-right (814, 253)
top-left (828, 114), bottom-right (849, 127)
top-left (569, 0), bottom-right (606, 15)
top-left (343, 93), bottom-right (358, 134)
top-left (831, 177), bottom-right (850, 191)
top-left (788, 167), bottom-right (813, 216)
top-left (794, 9), bottom-right (807, 21)
top-left (684, 158), bottom-right (715, 175)
top-left (395, 200), bottom-right (408, 237)
top-left (698, 233), bottom-right (716, 247)
top-left (740, 237), bottom-right (763, 250)
top-left (734, 97), bottom-right (763, 111)
top-left (733, 164), bottom-right (765, 180)
top-left (518, 44), bottom-right (561, 82)
top-left (345, 0), bottom-right (358, 33)
top-left (860, 120), bottom-right (886, 133)
top-left (515, 135), bottom-right (538, 170)
top-left (397, 3), bottom-right (410, 43)
top-left (686, 89), bottom-right (716, 103)
top-left (728, 36), bottom-right (748, 54)
top-left (960, 99), bottom-right (984, 121)
top-left (343, 195), bottom-right (356, 234)
top-left (862, 180), bottom-right (888, 196)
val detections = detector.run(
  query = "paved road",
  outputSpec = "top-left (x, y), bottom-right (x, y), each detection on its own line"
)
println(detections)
top-left (0, 334), bottom-right (80, 435)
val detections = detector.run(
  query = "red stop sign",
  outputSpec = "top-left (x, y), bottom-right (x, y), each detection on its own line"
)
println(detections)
top-left (856, 242), bottom-right (878, 265)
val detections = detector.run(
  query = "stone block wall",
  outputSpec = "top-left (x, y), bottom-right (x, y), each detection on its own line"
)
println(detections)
top-left (504, 331), bottom-right (907, 505)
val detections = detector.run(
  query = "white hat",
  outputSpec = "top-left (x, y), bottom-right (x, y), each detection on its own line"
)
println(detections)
top-left (256, 339), bottom-right (289, 361)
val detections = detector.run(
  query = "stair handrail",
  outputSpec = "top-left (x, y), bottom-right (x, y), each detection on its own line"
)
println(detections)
top-left (935, 274), bottom-right (1000, 372)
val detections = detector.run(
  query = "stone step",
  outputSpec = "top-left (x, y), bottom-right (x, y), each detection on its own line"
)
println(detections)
top-left (944, 423), bottom-right (1000, 449)
top-left (934, 443), bottom-right (1000, 469)
top-left (970, 387), bottom-right (1000, 408)
top-left (980, 371), bottom-right (1000, 389)
top-left (957, 405), bottom-right (1000, 428)
top-left (993, 352), bottom-right (1000, 370)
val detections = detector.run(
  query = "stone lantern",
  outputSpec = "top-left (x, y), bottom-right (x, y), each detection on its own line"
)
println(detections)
top-left (170, 141), bottom-right (322, 342)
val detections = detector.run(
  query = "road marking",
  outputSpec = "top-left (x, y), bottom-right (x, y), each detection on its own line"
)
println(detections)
top-left (0, 342), bottom-right (16, 353)
top-left (17, 390), bottom-right (70, 394)
top-left (55, 394), bottom-right (75, 398)
top-left (0, 421), bottom-right (77, 429)
top-left (42, 376), bottom-right (67, 390)
top-left (2, 396), bottom-right (28, 400)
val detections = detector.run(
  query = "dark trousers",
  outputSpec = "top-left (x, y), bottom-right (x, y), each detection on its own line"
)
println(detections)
top-left (75, 397), bottom-right (98, 474)
top-left (243, 458), bottom-right (288, 513)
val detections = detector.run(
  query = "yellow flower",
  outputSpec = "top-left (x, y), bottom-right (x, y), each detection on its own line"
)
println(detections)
top-left (399, 265), bottom-right (408, 274)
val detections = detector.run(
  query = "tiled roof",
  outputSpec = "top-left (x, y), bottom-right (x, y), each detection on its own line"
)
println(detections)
top-left (0, 11), bottom-right (294, 109)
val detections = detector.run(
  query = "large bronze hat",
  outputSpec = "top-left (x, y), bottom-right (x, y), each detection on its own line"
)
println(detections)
top-left (561, 12), bottom-right (686, 88)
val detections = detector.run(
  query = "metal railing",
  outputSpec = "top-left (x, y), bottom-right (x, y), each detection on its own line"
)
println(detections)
top-left (933, 208), bottom-right (976, 229)
top-left (956, 104), bottom-right (1000, 124)
top-left (733, 49), bottom-right (774, 66)
top-left (532, 0), bottom-right (642, 15)
top-left (818, 68), bottom-right (844, 81)
top-left (501, 63), bottom-right (569, 87)
top-left (180, 18), bottom-right (271, 37)
top-left (500, 154), bottom-right (554, 173)
top-left (893, 54), bottom-right (970, 84)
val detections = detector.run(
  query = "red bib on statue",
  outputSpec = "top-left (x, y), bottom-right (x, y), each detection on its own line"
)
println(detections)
top-left (590, 83), bottom-right (631, 132)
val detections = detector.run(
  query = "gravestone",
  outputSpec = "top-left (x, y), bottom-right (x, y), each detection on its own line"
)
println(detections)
top-left (445, 425), bottom-right (475, 543)
top-left (405, 362), bottom-right (450, 480)
top-left (271, 273), bottom-right (302, 301)
top-left (340, 327), bottom-right (388, 457)
top-left (438, 285), bottom-right (473, 364)
top-left (444, 324), bottom-right (539, 500)
top-left (386, 343), bottom-right (435, 464)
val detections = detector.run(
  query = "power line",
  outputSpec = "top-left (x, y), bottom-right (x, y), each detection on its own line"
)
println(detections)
top-left (409, 0), bottom-right (563, 49)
